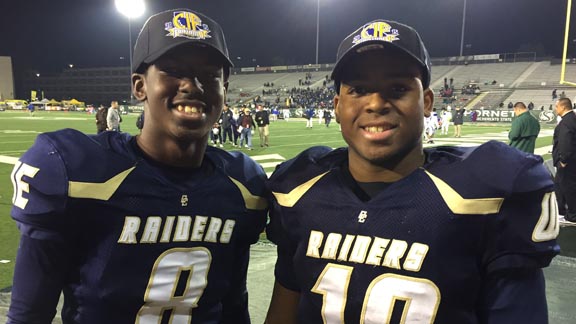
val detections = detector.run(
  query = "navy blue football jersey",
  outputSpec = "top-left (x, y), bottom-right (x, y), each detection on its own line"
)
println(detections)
top-left (267, 141), bottom-right (559, 323)
top-left (9, 129), bottom-right (268, 324)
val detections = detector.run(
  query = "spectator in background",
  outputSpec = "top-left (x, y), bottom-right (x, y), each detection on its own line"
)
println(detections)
top-left (453, 106), bottom-right (465, 137)
top-left (239, 107), bottom-right (256, 150)
top-left (424, 109), bottom-right (439, 144)
top-left (440, 107), bottom-right (451, 135)
top-left (553, 98), bottom-right (576, 222)
top-left (305, 106), bottom-right (314, 128)
top-left (507, 101), bottom-right (514, 109)
top-left (27, 103), bottom-right (35, 117)
top-left (106, 100), bottom-right (120, 132)
top-left (210, 121), bottom-right (223, 147)
top-left (509, 102), bottom-right (540, 153)
top-left (95, 105), bottom-right (108, 134)
top-left (255, 105), bottom-right (270, 147)
top-left (271, 106), bottom-right (279, 122)
top-left (552, 89), bottom-right (557, 101)
top-left (528, 102), bottom-right (534, 110)
top-left (220, 104), bottom-right (234, 146)
top-left (324, 108), bottom-right (332, 127)
top-left (282, 108), bottom-right (290, 120)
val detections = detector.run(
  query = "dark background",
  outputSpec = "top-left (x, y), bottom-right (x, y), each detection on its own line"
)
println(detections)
top-left (0, 0), bottom-right (574, 75)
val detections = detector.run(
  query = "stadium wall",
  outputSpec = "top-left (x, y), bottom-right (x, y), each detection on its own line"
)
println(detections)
top-left (468, 109), bottom-right (557, 125)
top-left (0, 56), bottom-right (14, 101)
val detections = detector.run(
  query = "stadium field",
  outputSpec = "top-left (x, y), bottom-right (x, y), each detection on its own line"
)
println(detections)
top-left (0, 110), bottom-right (575, 323)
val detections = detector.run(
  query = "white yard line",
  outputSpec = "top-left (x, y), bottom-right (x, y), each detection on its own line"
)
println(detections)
top-left (0, 155), bottom-right (18, 165)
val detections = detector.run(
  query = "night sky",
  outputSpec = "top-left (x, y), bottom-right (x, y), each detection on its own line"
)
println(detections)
top-left (0, 0), bottom-right (573, 75)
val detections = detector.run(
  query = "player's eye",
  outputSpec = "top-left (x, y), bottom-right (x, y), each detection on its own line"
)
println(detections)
top-left (389, 85), bottom-right (409, 98)
top-left (347, 86), bottom-right (370, 96)
top-left (159, 67), bottom-right (184, 78)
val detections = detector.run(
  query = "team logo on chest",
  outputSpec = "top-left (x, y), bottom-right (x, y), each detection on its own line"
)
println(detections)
top-left (181, 195), bottom-right (189, 207)
top-left (357, 210), bottom-right (368, 223)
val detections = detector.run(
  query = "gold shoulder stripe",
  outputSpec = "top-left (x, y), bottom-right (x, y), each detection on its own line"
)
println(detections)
top-left (228, 177), bottom-right (268, 210)
top-left (424, 170), bottom-right (504, 215)
top-left (68, 167), bottom-right (136, 200)
top-left (272, 171), bottom-right (329, 208)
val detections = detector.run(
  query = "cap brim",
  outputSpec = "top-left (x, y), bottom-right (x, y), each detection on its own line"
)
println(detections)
top-left (331, 40), bottom-right (428, 86)
top-left (138, 40), bottom-right (234, 72)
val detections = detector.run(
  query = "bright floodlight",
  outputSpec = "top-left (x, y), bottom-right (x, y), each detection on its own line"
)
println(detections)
top-left (115, 0), bottom-right (145, 19)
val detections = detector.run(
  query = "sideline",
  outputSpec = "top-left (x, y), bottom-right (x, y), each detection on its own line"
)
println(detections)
top-left (0, 156), bottom-right (18, 165)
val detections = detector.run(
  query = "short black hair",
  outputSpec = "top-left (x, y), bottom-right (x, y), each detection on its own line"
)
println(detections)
top-left (558, 98), bottom-right (573, 110)
top-left (513, 102), bottom-right (527, 109)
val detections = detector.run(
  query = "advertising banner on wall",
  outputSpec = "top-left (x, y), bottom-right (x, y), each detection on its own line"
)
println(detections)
top-left (467, 109), bottom-right (557, 124)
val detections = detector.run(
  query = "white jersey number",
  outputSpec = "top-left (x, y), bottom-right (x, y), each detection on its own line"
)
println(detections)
top-left (312, 263), bottom-right (441, 324)
top-left (136, 247), bottom-right (211, 324)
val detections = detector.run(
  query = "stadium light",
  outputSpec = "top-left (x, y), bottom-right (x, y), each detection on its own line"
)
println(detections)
top-left (315, 0), bottom-right (320, 64)
top-left (115, 0), bottom-right (145, 102)
top-left (459, 0), bottom-right (467, 57)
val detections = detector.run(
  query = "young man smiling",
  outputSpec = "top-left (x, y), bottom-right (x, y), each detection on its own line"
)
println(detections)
top-left (265, 20), bottom-right (559, 323)
top-left (8, 8), bottom-right (268, 324)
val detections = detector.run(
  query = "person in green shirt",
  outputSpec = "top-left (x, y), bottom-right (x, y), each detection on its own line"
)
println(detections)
top-left (509, 101), bottom-right (540, 153)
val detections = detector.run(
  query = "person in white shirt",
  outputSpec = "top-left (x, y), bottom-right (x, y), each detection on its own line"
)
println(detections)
top-left (440, 107), bottom-right (452, 135)
top-left (106, 100), bottom-right (120, 132)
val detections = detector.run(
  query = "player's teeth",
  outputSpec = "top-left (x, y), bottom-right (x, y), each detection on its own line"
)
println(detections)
top-left (177, 105), bottom-right (184, 112)
top-left (366, 126), bottom-right (385, 133)
top-left (183, 106), bottom-right (199, 114)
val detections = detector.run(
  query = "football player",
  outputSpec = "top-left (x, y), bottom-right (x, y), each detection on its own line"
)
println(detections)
top-left (265, 20), bottom-right (559, 323)
top-left (8, 8), bottom-right (268, 324)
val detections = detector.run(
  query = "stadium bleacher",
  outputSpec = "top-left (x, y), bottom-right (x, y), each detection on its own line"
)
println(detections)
top-left (225, 60), bottom-right (576, 114)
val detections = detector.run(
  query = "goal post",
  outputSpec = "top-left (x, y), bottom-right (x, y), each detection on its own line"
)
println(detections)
top-left (561, 0), bottom-right (576, 86)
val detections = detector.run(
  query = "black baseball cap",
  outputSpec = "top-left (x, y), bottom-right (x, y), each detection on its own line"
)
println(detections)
top-left (132, 9), bottom-right (233, 73)
top-left (331, 20), bottom-right (431, 91)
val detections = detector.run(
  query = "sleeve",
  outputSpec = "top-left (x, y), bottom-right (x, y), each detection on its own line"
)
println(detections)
top-left (11, 134), bottom-right (70, 234)
top-left (508, 120), bottom-right (520, 142)
top-left (557, 123), bottom-right (575, 163)
top-left (265, 193), bottom-right (301, 292)
top-left (477, 269), bottom-right (548, 324)
top-left (8, 134), bottom-right (74, 324)
top-left (482, 158), bottom-right (560, 275)
top-left (7, 234), bottom-right (73, 324)
top-left (220, 246), bottom-right (251, 324)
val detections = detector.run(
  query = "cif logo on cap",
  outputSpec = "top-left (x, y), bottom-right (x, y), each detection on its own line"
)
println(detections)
top-left (165, 11), bottom-right (211, 40)
top-left (353, 22), bottom-right (399, 44)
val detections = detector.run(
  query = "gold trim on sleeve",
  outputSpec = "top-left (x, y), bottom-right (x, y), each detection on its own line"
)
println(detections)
top-left (68, 167), bottom-right (136, 200)
top-left (228, 177), bottom-right (268, 210)
top-left (424, 170), bottom-right (504, 215)
top-left (272, 171), bottom-right (329, 207)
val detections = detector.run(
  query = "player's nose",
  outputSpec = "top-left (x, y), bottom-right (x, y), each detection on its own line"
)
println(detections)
top-left (364, 92), bottom-right (391, 114)
top-left (178, 76), bottom-right (204, 95)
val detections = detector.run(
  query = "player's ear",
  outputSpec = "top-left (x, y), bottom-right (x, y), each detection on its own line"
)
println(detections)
top-left (423, 88), bottom-right (434, 118)
top-left (334, 94), bottom-right (341, 123)
top-left (132, 73), bottom-right (146, 101)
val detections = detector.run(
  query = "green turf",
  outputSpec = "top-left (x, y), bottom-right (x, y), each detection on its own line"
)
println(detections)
top-left (0, 110), bottom-right (557, 289)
